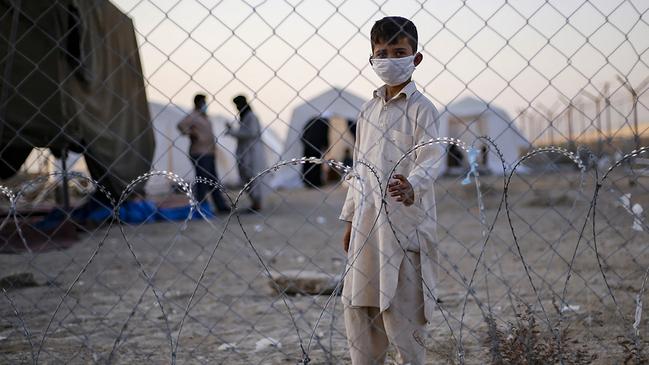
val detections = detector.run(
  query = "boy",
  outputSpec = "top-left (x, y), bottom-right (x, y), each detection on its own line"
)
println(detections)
top-left (340, 16), bottom-right (442, 365)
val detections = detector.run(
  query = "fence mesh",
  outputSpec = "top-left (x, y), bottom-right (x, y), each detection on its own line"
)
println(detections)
top-left (1, 0), bottom-right (649, 364)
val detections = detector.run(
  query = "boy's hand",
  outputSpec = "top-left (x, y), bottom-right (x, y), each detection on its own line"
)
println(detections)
top-left (343, 221), bottom-right (352, 253)
top-left (388, 174), bottom-right (415, 206)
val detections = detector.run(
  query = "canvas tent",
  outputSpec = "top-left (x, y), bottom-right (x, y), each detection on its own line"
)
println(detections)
top-left (146, 102), bottom-right (282, 195)
top-left (271, 88), bottom-right (365, 189)
top-left (272, 92), bottom-right (527, 188)
top-left (439, 97), bottom-right (530, 175)
top-left (0, 0), bottom-right (154, 198)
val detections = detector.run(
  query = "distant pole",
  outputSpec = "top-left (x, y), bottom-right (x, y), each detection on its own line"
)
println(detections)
top-left (549, 115), bottom-right (555, 146)
top-left (558, 96), bottom-right (576, 150)
top-left (604, 83), bottom-right (611, 142)
top-left (617, 75), bottom-right (649, 151)
top-left (565, 100), bottom-right (575, 150)
top-left (595, 98), bottom-right (602, 151)
top-left (633, 93), bottom-right (639, 150)
top-left (518, 108), bottom-right (529, 144)
top-left (575, 99), bottom-right (583, 144)
top-left (582, 89), bottom-right (603, 155)
top-left (547, 110), bottom-right (555, 146)
top-left (537, 103), bottom-right (556, 146)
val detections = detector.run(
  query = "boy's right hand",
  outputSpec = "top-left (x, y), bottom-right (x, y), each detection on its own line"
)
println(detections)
top-left (343, 221), bottom-right (352, 253)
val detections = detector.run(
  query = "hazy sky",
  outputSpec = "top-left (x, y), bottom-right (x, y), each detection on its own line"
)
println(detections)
top-left (112, 0), bottom-right (649, 142)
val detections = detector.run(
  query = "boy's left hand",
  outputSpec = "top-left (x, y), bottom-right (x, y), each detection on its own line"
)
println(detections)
top-left (388, 174), bottom-right (414, 206)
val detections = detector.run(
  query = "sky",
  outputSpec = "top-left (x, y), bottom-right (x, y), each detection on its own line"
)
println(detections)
top-left (111, 0), bottom-right (649, 144)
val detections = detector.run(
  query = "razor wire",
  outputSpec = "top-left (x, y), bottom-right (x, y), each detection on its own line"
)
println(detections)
top-left (1, 144), bottom-right (649, 364)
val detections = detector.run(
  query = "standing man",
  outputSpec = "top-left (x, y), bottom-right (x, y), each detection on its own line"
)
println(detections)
top-left (177, 94), bottom-right (230, 213)
top-left (226, 95), bottom-right (266, 212)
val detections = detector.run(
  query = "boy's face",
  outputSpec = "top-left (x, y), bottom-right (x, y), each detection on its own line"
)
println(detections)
top-left (371, 36), bottom-right (422, 66)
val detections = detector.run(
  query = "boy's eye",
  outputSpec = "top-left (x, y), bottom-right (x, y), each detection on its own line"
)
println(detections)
top-left (394, 49), bottom-right (410, 58)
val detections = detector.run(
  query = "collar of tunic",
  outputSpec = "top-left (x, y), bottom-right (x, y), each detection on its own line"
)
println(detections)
top-left (373, 81), bottom-right (418, 102)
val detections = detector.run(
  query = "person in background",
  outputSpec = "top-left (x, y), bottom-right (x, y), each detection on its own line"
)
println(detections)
top-left (226, 95), bottom-right (267, 212)
top-left (177, 93), bottom-right (230, 213)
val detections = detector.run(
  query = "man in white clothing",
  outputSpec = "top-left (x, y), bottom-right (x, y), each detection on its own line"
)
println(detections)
top-left (226, 95), bottom-right (267, 212)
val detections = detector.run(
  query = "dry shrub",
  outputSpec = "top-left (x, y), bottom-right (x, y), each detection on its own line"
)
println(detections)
top-left (617, 336), bottom-right (649, 364)
top-left (482, 304), bottom-right (596, 365)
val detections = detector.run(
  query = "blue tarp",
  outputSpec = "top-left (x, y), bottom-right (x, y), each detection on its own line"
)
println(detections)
top-left (34, 200), bottom-right (216, 230)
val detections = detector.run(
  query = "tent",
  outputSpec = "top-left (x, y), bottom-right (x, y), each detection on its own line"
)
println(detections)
top-left (146, 102), bottom-right (282, 195)
top-left (438, 97), bottom-right (530, 175)
top-left (271, 92), bottom-right (528, 188)
top-left (271, 88), bottom-right (365, 189)
top-left (0, 0), bottom-right (154, 198)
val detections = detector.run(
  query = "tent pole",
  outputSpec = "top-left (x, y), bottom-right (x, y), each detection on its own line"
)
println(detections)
top-left (61, 147), bottom-right (70, 211)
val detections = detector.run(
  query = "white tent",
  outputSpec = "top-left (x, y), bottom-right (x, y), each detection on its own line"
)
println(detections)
top-left (146, 102), bottom-right (282, 195)
top-left (271, 88), bottom-right (366, 189)
top-left (438, 97), bottom-right (530, 175)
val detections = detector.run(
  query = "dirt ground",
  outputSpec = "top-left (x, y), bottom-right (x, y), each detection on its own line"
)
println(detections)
top-left (1, 170), bottom-right (649, 364)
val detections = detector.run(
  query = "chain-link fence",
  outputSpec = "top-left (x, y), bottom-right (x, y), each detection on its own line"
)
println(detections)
top-left (1, 0), bottom-right (649, 364)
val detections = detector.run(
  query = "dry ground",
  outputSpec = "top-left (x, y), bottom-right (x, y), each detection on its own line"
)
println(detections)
top-left (1, 170), bottom-right (649, 364)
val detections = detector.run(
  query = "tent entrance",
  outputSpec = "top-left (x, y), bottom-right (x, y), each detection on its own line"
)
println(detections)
top-left (300, 115), bottom-right (355, 187)
top-left (446, 115), bottom-right (490, 173)
top-left (447, 144), bottom-right (464, 168)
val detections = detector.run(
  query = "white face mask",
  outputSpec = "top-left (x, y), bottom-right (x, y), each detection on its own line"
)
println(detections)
top-left (371, 55), bottom-right (416, 86)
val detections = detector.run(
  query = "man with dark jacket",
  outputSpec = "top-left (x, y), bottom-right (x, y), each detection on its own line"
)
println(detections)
top-left (177, 94), bottom-right (230, 213)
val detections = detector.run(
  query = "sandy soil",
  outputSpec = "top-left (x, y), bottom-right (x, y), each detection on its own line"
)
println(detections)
top-left (1, 170), bottom-right (648, 364)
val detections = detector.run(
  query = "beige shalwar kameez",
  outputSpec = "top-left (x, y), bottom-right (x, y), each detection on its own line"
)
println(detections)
top-left (339, 82), bottom-right (443, 364)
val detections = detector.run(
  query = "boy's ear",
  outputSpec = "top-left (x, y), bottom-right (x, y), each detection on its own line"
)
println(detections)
top-left (414, 52), bottom-right (423, 66)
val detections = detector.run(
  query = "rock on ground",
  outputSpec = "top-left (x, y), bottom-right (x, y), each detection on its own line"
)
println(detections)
top-left (268, 270), bottom-right (341, 296)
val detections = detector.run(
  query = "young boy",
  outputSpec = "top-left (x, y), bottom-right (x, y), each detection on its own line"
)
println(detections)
top-left (340, 16), bottom-right (442, 365)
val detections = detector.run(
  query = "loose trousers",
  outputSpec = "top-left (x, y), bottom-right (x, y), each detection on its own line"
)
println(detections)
top-left (190, 154), bottom-right (230, 212)
top-left (344, 251), bottom-right (427, 365)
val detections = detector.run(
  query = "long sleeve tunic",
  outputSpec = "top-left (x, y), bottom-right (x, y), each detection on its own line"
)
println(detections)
top-left (228, 111), bottom-right (267, 198)
top-left (177, 111), bottom-right (216, 156)
top-left (339, 81), bottom-right (443, 322)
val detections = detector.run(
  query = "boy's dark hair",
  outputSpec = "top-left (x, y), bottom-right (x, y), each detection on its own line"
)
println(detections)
top-left (194, 94), bottom-right (206, 109)
top-left (370, 16), bottom-right (418, 53)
